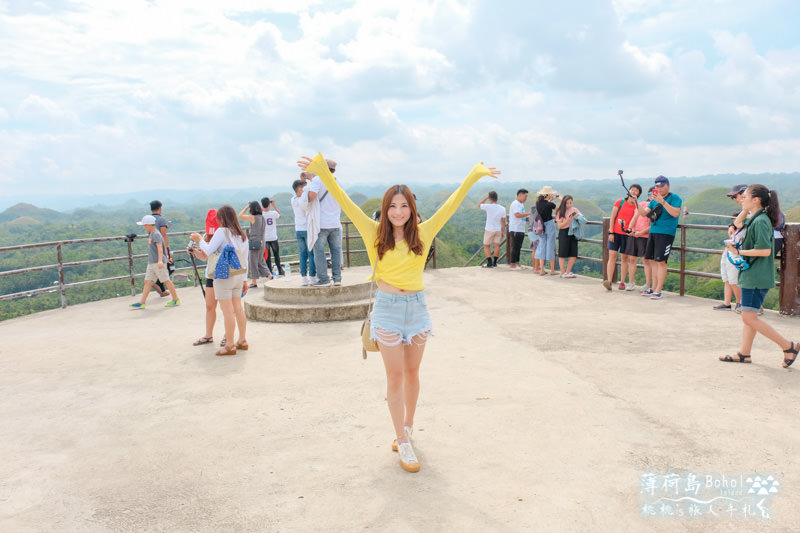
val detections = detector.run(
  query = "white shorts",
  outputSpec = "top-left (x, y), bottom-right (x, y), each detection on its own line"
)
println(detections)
top-left (213, 274), bottom-right (246, 301)
top-left (483, 230), bottom-right (502, 245)
top-left (720, 253), bottom-right (739, 285)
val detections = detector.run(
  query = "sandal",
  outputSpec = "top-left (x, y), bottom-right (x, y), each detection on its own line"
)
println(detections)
top-left (782, 342), bottom-right (799, 368)
top-left (215, 346), bottom-right (237, 356)
top-left (192, 336), bottom-right (213, 346)
top-left (248, 284), bottom-right (257, 288)
top-left (235, 341), bottom-right (249, 351)
top-left (719, 352), bottom-right (751, 363)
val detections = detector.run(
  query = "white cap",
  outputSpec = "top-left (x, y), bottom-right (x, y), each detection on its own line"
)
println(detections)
top-left (136, 215), bottom-right (156, 226)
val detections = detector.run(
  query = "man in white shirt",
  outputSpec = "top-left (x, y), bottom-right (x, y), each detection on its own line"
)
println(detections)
top-left (508, 189), bottom-right (529, 270)
top-left (261, 196), bottom-right (283, 276)
top-left (307, 159), bottom-right (342, 286)
top-left (291, 174), bottom-right (317, 285)
top-left (479, 191), bottom-right (506, 268)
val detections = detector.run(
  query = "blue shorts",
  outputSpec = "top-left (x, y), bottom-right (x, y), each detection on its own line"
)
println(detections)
top-left (740, 288), bottom-right (769, 313)
top-left (370, 289), bottom-right (433, 346)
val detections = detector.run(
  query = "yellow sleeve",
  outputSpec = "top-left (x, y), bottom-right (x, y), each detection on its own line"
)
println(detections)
top-left (420, 163), bottom-right (493, 237)
top-left (306, 153), bottom-right (379, 262)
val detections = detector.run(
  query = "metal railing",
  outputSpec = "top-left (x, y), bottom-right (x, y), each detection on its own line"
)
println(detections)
top-left (0, 221), bottom-right (388, 309)
top-left (1, 219), bottom-right (797, 315)
top-left (465, 216), bottom-right (798, 315)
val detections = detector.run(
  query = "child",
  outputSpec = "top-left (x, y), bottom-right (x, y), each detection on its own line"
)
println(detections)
top-left (130, 215), bottom-right (180, 309)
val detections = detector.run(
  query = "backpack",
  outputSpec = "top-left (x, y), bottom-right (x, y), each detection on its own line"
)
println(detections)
top-left (530, 206), bottom-right (544, 236)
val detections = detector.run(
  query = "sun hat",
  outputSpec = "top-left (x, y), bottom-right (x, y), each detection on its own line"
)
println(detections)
top-left (725, 184), bottom-right (747, 197)
top-left (326, 159), bottom-right (337, 172)
top-left (536, 185), bottom-right (558, 197)
top-left (136, 215), bottom-right (156, 226)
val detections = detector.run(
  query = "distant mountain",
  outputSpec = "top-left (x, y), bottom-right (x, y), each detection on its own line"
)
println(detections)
top-left (0, 203), bottom-right (70, 224)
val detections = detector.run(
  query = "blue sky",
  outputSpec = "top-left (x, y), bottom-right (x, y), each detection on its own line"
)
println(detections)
top-left (1, 0), bottom-right (798, 204)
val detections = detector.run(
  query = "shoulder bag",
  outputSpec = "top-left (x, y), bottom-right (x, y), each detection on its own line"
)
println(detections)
top-left (361, 262), bottom-right (380, 358)
top-left (206, 229), bottom-right (248, 279)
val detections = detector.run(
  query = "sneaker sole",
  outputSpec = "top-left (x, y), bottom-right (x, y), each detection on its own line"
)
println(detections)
top-left (400, 460), bottom-right (420, 473)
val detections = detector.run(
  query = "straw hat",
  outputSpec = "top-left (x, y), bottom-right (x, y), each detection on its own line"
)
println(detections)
top-left (537, 185), bottom-right (558, 197)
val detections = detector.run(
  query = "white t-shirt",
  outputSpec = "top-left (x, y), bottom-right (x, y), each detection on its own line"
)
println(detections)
top-left (263, 211), bottom-right (281, 242)
top-left (291, 196), bottom-right (307, 231)
top-left (308, 178), bottom-right (342, 229)
top-left (508, 200), bottom-right (527, 232)
top-left (481, 203), bottom-right (506, 232)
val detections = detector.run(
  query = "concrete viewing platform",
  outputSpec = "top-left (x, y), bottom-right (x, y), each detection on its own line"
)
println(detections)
top-left (2, 265), bottom-right (800, 532)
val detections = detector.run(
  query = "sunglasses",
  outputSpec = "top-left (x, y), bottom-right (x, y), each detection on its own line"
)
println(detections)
top-left (329, 168), bottom-right (336, 173)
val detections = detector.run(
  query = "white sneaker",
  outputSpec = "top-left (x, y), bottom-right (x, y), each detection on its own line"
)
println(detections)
top-left (625, 283), bottom-right (636, 291)
top-left (301, 276), bottom-right (310, 286)
top-left (397, 441), bottom-right (420, 472)
top-left (392, 426), bottom-right (413, 451)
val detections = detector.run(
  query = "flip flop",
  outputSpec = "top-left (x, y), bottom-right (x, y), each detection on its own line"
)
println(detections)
top-left (719, 352), bottom-right (751, 363)
top-left (193, 336), bottom-right (213, 346)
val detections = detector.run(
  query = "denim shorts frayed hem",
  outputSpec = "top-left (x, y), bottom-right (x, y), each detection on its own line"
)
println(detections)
top-left (369, 289), bottom-right (433, 346)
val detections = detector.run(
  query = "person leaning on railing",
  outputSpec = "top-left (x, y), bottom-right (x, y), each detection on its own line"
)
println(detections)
top-left (297, 152), bottom-right (500, 474)
top-left (719, 184), bottom-right (798, 367)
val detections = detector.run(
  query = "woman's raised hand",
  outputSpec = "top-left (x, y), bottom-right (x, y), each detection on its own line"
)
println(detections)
top-left (297, 156), bottom-right (313, 170)
top-left (480, 162), bottom-right (501, 179)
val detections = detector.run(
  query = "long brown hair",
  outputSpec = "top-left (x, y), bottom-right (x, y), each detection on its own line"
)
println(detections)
top-left (376, 185), bottom-right (424, 259)
top-left (556, 195), bottom-right (574, 220)
top-left (216, 204), bottom-right (247, 241)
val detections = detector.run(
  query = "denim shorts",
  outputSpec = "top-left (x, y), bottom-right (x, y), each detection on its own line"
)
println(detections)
top-left (740, 288), bottom-right (769, 313)
top-left (370, 289), bottom-right (433, 346)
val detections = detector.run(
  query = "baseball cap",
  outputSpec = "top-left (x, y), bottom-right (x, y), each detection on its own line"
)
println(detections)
top-left (725, 184), bottom-right (747, 197)
top-left (136, 215), bottom-right (156, 226)
top-left (654, 175), bottom-right (669, 186)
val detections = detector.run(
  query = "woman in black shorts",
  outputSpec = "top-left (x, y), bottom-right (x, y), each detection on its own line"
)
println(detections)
top-left (555, 195), bottom-right (580, 278)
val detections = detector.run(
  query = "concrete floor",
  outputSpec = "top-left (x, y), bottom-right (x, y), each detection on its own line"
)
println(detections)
top-left (1, 265), bottom-right (799, 532)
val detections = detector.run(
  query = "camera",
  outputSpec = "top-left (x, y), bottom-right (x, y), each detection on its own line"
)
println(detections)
top-left (187, 239), bottom-right (198, 253)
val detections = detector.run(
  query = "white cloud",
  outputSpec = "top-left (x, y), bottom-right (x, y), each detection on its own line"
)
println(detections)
top-left (0, 0), bottom-right (798, 204)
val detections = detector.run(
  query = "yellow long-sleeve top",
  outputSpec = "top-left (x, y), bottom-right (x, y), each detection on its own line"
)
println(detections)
top-left (306, 153), bottom-right (493, 291)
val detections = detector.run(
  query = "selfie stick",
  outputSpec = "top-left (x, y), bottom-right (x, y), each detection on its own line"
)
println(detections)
top-left (682, 207), bottom-right (735, 220)
top-left (617, 169), bottom-right (631, 197)
top-left (188, 249), bottom-right (206, 297)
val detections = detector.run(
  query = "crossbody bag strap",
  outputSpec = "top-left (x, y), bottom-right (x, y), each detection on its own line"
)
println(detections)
top-left (367, 260), bottom-right (377, 316)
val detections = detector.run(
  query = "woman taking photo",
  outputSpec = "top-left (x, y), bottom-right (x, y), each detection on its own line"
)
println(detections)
top-left (190, 205), bottom-right (249, 356)
top-left (239, 201), bottom-right (272, 287)
top-left (298, 153), bottom-right (500, 473)
top-left (534, 186), bottom-right (558, 275)
top-left (720, 185), bottom-right (797, 367)
top-left (555, 195), bottom-right (580, 278)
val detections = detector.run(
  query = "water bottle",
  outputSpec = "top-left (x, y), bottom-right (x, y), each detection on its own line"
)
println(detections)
top-left (273, 266), bottom-right (279, 278)
top-left (285, 265), bottom-right (291, 280)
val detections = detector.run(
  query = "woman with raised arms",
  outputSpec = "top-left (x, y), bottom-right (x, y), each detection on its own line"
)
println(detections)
top-left (298, 153), bottom-right (500, 473)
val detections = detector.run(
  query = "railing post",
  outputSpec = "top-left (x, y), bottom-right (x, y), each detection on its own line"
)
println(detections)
top-left (345, 222), bottom-right (351, 268)
top-left (127, 239), bottom-right (136, 297)
top-left (57, 243), bottom-right (67, 308)
top-left (679, 225), bottom-right (687, 296)
top-left (601, 218), bottom-right (610, 282)
top-left (779, 224), bottom-right (799, 316)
